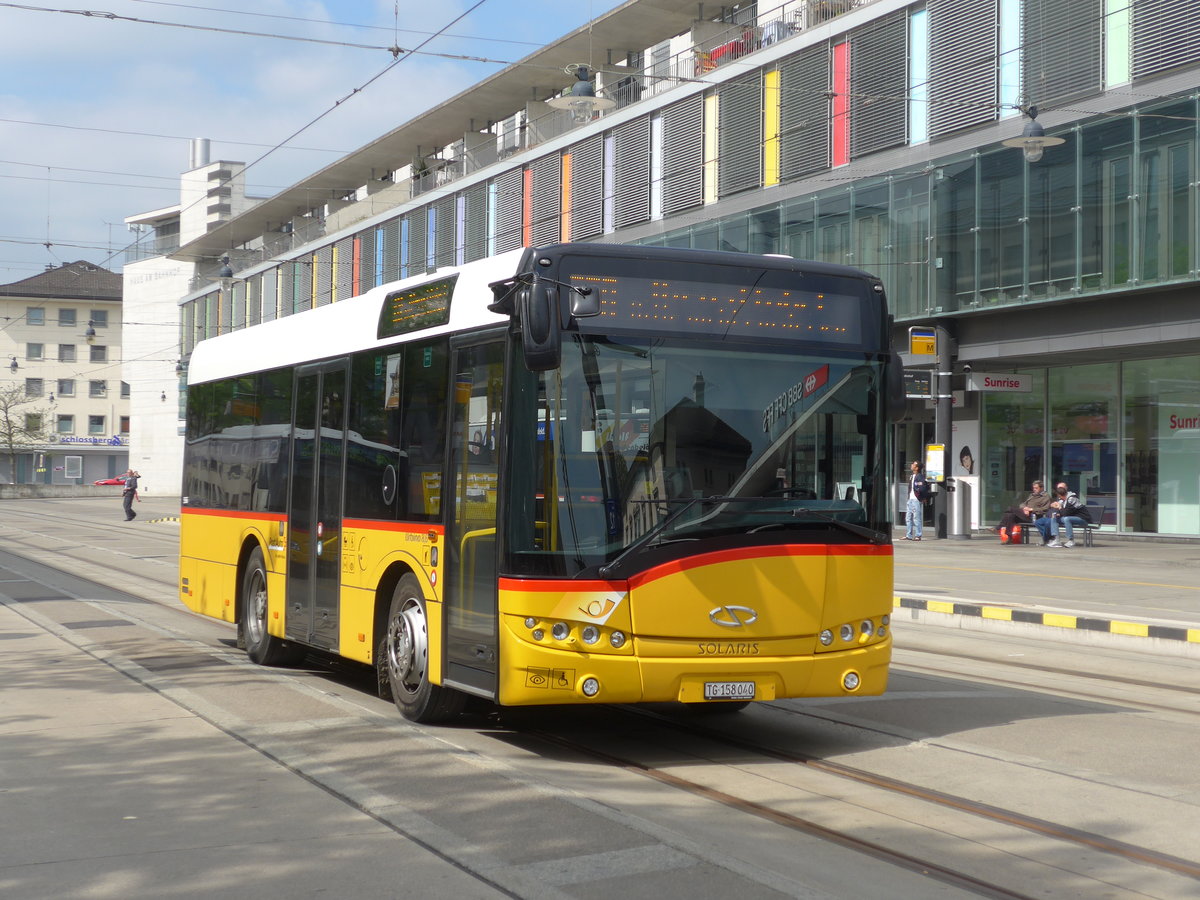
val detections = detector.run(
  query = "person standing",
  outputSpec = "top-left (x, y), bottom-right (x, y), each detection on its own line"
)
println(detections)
top-left (122, 469), bottom-right (139, 521)
top-left (904, 461), bottom-right (930, 541)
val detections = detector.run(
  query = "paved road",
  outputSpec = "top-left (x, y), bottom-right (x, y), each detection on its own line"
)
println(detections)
top-left (2, 498), bottom-right (1199, 899)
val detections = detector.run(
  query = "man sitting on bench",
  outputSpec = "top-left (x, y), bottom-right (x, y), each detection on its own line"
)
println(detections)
top-left (995, 480), bottom-right (1051, 544)
top-left (1044, 482), bottom-right (1092, 548)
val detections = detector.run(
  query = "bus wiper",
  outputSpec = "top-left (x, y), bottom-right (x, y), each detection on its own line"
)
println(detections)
top-left (776, 507), bottom-right (889, 544)
top-left (597, 495), bottom-right (720, 578)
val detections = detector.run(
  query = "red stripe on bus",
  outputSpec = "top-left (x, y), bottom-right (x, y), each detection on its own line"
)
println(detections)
top-left (499, 577), bottom-right (627, 592)
top-left (499, 544), bottom-right (892, 594)
top-left (628, 543), bottom-right (891, 587)
top-left (342, 519), bottom-right (445, 535)
top-left (180, 508), bottom-right (287, 522)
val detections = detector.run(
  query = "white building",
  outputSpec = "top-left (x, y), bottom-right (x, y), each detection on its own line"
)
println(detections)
top-left (0, 261), bottom-right (128, 483)
top-left (123, 139), bottom-right (259, 494)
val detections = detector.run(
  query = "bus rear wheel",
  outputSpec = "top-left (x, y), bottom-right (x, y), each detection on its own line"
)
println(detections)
top-left (380, 574), bottom-right (464, 723)
top-left (241, 547), bottom-right (303, 666)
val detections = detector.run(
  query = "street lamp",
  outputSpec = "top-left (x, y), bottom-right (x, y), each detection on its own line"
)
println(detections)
top-left (547, 65), bottom-right (616, 124)
top-left (8, 355), bottom-right (17, 373)
top-left (1003, 105), bottom-right (1065, 163)
top-left (218, 255), bottom-right (234, 293)
top-left (85, 320), bottom-right (96, 344)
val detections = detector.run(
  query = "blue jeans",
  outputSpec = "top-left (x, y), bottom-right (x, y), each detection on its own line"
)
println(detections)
top-left (1034, 516), bottom-right (1053, 543)
top-left (905, 498), bottom-right (923, 538)
top-left (1051, 515), bottom-right (1088, 541)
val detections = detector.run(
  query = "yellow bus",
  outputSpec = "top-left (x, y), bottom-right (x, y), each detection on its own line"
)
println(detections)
top-left (179, 243), bottom-right (899, 722)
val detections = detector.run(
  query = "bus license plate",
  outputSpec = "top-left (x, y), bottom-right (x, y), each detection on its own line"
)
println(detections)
top-left (704, 681), bottom-right (755, 701)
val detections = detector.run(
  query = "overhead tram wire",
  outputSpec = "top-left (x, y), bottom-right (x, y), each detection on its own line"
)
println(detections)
top-left (87, 0), bottom-right (499, 274)
top-left (0, 2), bottom-right (521, 66)
top-left (0, 117), bottom-right (351, 154)
top-left (127, 0), bottom-right (546, 49)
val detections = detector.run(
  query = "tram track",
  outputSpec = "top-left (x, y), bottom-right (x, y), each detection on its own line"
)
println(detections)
top-left (524, 726), bottom-right (1042, 900)
top-left (5, 502), bottom-right (1199, 897)
top-left (609, 705), bottom-right (1200, 884)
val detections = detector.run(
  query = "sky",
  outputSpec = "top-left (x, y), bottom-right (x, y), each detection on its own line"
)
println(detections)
top-left (0, 0), bottom-right (627, 283)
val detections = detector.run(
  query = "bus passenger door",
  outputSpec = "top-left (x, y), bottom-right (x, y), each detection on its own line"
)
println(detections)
top-left (443, 340), bottom-right (503, 696)
top-left (286, 361), bottom-right (347, 651)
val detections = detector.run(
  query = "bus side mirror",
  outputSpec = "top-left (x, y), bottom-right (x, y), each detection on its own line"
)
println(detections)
top-left (570, 287), bottom-right (600, 318)
top-left (520, 282), bottom-right (561, 372)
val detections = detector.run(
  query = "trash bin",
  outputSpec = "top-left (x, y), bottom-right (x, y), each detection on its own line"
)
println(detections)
top-left (947, 478), bottom-right (971, 540)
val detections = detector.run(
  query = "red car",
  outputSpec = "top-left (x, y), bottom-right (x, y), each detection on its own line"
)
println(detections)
top-left (93, 476), bottom-right (129, 485)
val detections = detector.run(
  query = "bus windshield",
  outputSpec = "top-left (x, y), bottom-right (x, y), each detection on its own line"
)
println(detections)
top-left (503, 334), bottom-right (889, 578)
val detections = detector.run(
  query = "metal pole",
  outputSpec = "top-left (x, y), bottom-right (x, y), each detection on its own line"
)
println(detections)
top-left (933, 325), bottom-right (953, 539)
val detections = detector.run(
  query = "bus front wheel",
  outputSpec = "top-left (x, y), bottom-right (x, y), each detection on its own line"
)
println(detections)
top-left (241, 547), bottom-right (303, 666)
top-left (380, 574), bottom-right (464, 723)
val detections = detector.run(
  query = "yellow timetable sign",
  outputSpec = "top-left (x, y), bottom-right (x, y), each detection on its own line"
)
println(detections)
top-left (909, 326), bottom-right (936, 356)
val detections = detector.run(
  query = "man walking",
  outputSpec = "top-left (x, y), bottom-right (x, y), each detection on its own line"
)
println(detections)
top-left (122, 469), bottom-right (139, 521)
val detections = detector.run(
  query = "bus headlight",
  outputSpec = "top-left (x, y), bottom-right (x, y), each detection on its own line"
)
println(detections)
top-left (839, 623), bottom-right (854, 642)
top-left (531, 629), bottom-right (545, 641)
top-left (609, 631), bottom-right (626, 649)
top-left (551, 622), bottom-right (570, 641)
top-left (843, 671), bottom-right (861, 691)
top-left (581, 677), bottom-right (600, 697)
top-left (877, 625), bottom-right (887, 638)
top-left (860, 620), bottom-right (874, 636)
top-left (524, 617), bottom-right (537, 629)
top-left (581, 625), bottom-right (600, 645)
top-left (818, 629), bottom-right (834, 646)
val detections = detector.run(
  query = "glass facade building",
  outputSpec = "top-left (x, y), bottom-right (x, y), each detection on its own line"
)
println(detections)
top-left (166, 0), bottom-right (1200, 538)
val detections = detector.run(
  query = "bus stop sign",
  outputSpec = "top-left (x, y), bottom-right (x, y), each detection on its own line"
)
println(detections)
top-left (909, 326), bottom-right (936, 356)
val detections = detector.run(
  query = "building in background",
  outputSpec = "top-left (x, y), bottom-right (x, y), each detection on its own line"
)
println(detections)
top-left (123, 140), bottom-right (259, 493)
top-left (129, 0), bottom-right (1200, 538)
top-left (0, 261), bottom-right (127, 483)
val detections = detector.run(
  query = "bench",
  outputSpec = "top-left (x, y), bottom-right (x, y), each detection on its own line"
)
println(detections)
top-left (1017, 505), bottom-right (1105, 547)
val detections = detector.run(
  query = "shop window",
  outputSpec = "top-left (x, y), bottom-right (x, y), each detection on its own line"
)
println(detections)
top-left (1122, 356), bottom-right (1200, 535)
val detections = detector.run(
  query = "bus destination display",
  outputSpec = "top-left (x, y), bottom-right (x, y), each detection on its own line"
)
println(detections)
top-left (566, 271), bottom-right (862, 344)
top-left (377, 275), bottom-right (456, 339)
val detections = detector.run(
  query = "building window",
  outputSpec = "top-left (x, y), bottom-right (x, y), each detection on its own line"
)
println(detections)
top-left (25, 378), bottom-right (44, 398)
top-left (58, 379), bottom-right (75, 397)
top-left (120, 381), bottom-right (130, 398)
top-left (90, 310), bottom-right (108, 328)
top-left (89, 380), bottom-right (107, 398)
top-left (119, 416), bottom-right (130, 435)
top-left (90, 345), bottom-right (108, 363)
top-left (25, 414), bottom-right (43, 432)
top-left (27, 307), bottom-right (44, 326)
top-left (89, 415), bottom-right (106, 435)
top-left (56, 414), bottom-right (74, 434)
top-left (58, 308), bottom-right (77, 328)
top-left (26, 342), bottom-right (44, 360)
top-left (58, 344), bottom-right (76, 362)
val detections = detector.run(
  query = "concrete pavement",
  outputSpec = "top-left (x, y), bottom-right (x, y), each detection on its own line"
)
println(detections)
top-left (892, 527), bottom-right (1200, 657)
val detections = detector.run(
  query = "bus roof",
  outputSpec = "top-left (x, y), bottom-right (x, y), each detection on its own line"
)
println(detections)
top-left (187, 248), bottom-right (525, 385)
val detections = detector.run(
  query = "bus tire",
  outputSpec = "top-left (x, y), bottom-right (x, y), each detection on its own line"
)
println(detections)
top-left (241, 547), bottom-right (303, 667)
top-left (380, 574), bottom-right (464, 723)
